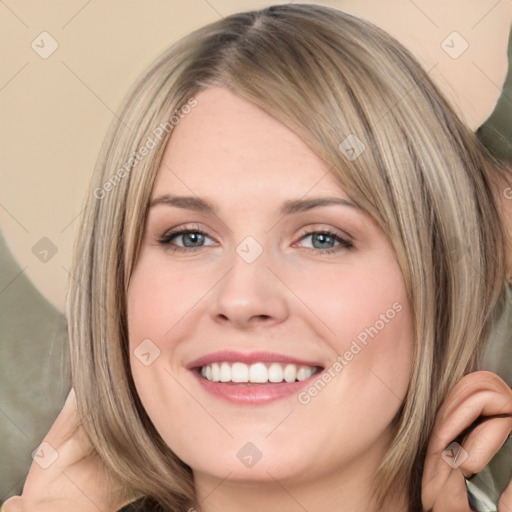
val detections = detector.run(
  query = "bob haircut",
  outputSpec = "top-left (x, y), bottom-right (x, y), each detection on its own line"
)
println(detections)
top-left (66, 3), bottom-right (510, 510)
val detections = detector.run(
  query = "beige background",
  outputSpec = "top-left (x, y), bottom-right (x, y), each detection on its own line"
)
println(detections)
top-left (0, 0), bottom-right (511, 312)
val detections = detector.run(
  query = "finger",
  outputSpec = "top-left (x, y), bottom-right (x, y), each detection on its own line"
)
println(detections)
top-left (423, 440), bottom-right (468, 510)
top-left (441, 372), bottom-right (512, 416)
top-left (431, 469), bottom-right (472, 512)
top-left (21, 389), bottom-right (94, 495)
top-left (435, 372), bottom-right (511, 426)
top-left (423, 372), bottom-right (512, 509)
top-left (2, 496), bottom-right (25, 512)
top-left (428, 372), bottom-right (512, 458)
top-left (44, 388), bottom-right (80, 445)
top-left (430, 392), bottom-right (512, 458)
top-left (424, 385), bottom-right (511, 497)
top-left (36, 388), bottom-right (93, 464)
top-left (459, 416), bottom-right (512, 477)
top-left (423, 414), bottom-right (510, 508)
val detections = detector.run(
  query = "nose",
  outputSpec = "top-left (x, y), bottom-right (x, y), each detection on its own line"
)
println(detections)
top-left (209, 242), bottom-right (289, 329)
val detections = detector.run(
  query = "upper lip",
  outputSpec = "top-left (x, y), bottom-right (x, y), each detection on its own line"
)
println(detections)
top-left (187, 350), bottom-right (324, 370)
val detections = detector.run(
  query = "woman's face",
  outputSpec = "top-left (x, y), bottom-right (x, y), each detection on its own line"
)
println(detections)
top-left (127, 86), bottom-right (414, 487)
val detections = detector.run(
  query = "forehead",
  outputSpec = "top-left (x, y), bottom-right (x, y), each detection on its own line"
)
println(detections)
top-left (151, 87), bottom-right (347, 201)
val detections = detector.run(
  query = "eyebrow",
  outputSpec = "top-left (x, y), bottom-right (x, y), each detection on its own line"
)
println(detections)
top-left (149, 194), bottom-right (358, 215)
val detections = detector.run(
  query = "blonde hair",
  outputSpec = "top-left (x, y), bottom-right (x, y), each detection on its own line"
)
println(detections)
top-left (66, 4), bottom-right (509, 510)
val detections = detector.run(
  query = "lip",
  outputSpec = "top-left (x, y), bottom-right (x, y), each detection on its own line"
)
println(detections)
top-left (187, 350), bottom-right (324, 405)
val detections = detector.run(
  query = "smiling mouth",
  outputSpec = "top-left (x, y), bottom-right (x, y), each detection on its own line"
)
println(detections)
top-left (198, 361), bottom-right (323, 384)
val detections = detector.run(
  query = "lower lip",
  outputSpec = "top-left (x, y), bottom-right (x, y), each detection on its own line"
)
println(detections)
top-left (191, 369), bottom-right (322, 405)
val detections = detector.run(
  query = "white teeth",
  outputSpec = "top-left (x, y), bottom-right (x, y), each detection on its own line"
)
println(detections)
top-left (268, 363), bottom-right (283, 382)
top-left (249, 362), bottom-right (268, 383)
top-left (296, 366), bottom-right (310, 381)
top-left (283, 364), bottom-right (296, 383)
top-left (231, 362), bottom-right (248, 382)
top-left (199, 362), bottom-right (317, 383)
top-left (220, 362), bottom-right (231, 382)
top-left (212, 362), bottom-right (220, 382)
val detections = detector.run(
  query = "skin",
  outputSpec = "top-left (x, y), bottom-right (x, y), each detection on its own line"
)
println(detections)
top-left (126, 86), bottom-right (414, 511)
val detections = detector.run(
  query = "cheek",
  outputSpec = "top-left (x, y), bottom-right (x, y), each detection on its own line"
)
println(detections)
top-left (290, 257), bottom-right (414, 411)
top-left (126, 260), bottom-right (180, 418)
top-left (335, 274), bottom-right (411, 364)
top-left (126, 256), bottom-right (219, 439)
top-left (127, 257), bottom-right (204, 343)
top-left (287, 255), bottom-right (411, 351)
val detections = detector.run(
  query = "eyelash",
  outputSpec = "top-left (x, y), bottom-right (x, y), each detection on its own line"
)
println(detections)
top-left (157, 224), bottom-right (354, 255)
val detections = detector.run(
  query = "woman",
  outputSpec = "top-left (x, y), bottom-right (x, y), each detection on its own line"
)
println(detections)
top-left (4, 4), bottom-right (512, 511)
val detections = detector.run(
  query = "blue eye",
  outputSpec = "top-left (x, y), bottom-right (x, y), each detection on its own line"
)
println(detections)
top-left (296, 229), bottom-right (353, 254)
top-left (158, 227), bottom-right (214, 253)
top-left (158, 226), bottom-right (353, 254)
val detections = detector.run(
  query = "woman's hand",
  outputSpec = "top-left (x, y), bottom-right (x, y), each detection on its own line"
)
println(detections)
top-left (3, 389), bottom-right (127, 512)
top-left (422, 371), bottom-right (512, 512)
